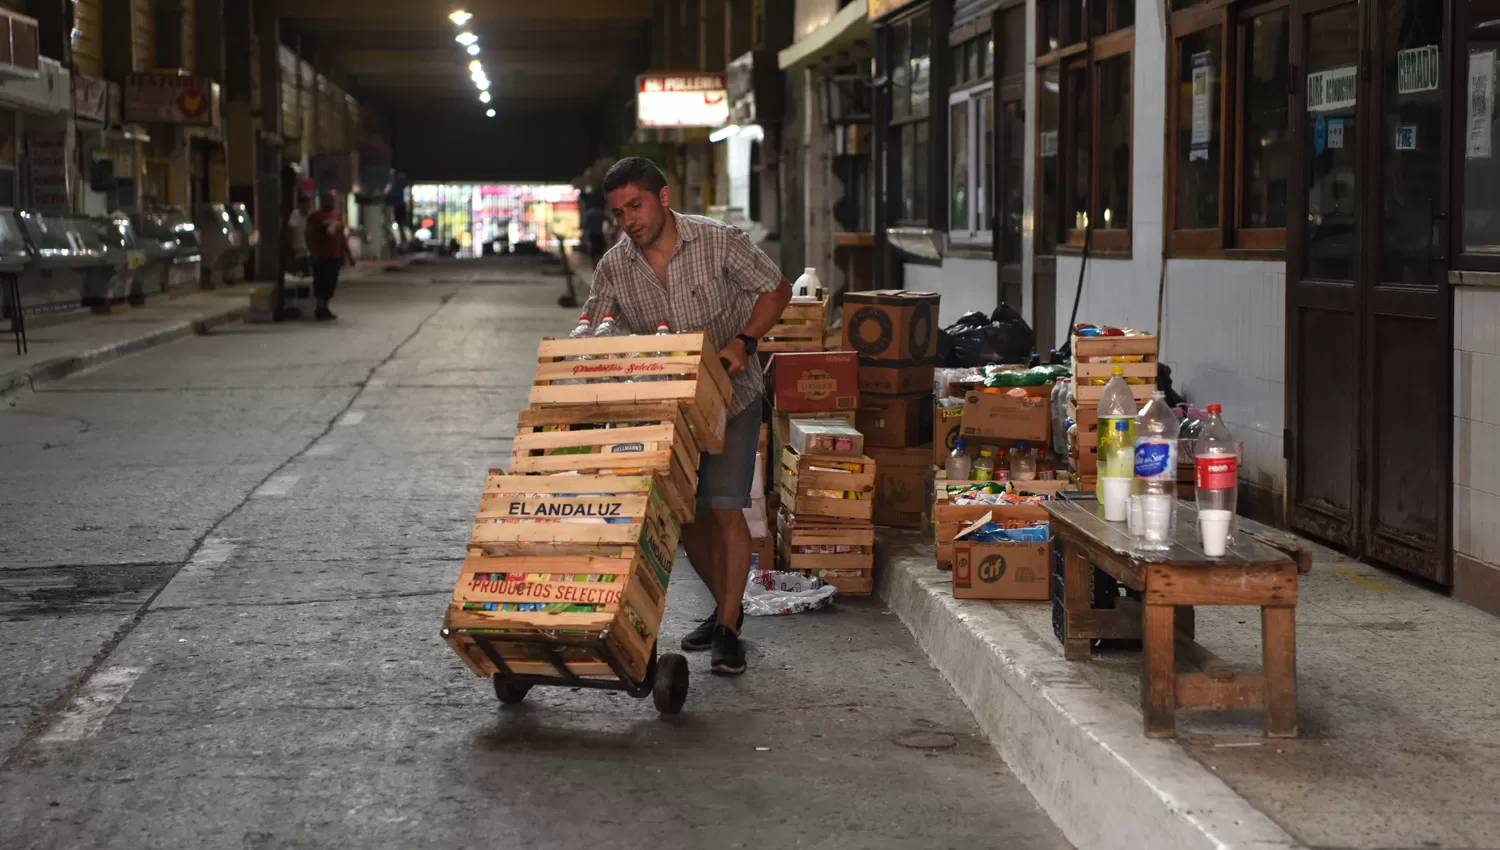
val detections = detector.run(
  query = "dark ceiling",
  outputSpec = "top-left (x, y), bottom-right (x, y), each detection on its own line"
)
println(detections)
top-left (276, 0), bottom-right (655, 181)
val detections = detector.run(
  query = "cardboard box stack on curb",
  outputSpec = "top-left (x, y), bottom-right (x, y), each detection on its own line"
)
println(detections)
top-left (441, 333), bottom-right (733, 687)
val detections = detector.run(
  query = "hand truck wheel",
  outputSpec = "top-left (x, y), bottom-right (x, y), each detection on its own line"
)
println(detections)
top-left (492, 675), bottom-right (531, 705)
top-left (652, 653), bottom-right (689, 715)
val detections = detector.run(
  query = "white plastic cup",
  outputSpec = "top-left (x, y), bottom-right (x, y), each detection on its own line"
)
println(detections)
top-left (1198, 509), bottom-right (1233, 557)
top-left (1101, 477), bottom-right (1131, 522)
top-left (1137, 494), bottom-right (1175, 549)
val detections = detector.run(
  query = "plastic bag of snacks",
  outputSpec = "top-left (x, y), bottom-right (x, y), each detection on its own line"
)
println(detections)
top-left (742, 569), bottom-right (838, 616)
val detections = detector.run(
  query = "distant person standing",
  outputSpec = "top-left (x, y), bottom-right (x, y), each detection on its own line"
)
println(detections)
top-left (286, 193), bottom-right (312, 278)
top-left (582, 201), bottom-right (610, 267)
top-left (305, 190), bottom-right (354, 321)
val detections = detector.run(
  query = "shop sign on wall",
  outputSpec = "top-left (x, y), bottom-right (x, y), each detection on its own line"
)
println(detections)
top-left (29, 131), bottom-right (70, 208)
top-left (636, 74), bottom-right (729, 128)
top-left (124, 73), bottom-right (219, 126)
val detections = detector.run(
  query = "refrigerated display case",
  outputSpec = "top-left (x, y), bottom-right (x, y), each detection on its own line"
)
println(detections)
top-left (13, 211), bottom-right (106, 314)
top-left (194, 203), bottom-right (245, 287)
top-left (92, 214), bottom-right (147, 307)
top-left (225, 203), bottom-right (256, 281)
top-left (131, 208), bottom-right (202, 295)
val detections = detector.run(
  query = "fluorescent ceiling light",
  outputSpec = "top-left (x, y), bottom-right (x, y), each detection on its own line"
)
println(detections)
top-left (708, 124), bottom-right (740, 143)
top-left (455, 31), bottom-right (478, 46)
top-left (449, 10), bottom-right (472, 25)
top-left (486, 108), bottom-right (496, 118)
top-left (476, 79), bottom-right (490, 91)
top-left (469, 59), bottom-right (482, 72)
top-left (466, 45), bottom-right (480, 56)
top-left (479, 91), bottom-right (491, 103)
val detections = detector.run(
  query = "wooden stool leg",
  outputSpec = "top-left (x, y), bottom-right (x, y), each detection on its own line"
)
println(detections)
top-left (1262, 605), bottom-right (1298, 737)
top-left (1142, 603), bottom-right (1177, 737)
top-left (1063, 545), bottom-right (1093, 661)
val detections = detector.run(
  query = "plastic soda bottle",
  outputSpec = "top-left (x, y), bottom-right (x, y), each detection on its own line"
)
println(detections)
top-left (1094, 365), bottom-right (1137, 499)
top-left (1130, 391), bottom-right (1180, 550)
top-left (946, 436), bottom-right (973, 481)
top-left (1194, 403), bottom-right (1238, 540)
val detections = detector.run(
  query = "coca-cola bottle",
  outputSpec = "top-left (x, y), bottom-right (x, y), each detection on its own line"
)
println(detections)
top-left (1193, 403), bottom-right (1238, 540)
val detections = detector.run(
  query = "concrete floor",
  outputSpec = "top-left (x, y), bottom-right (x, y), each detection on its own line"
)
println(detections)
top-left (0, 259), bottom-right (1070, 850)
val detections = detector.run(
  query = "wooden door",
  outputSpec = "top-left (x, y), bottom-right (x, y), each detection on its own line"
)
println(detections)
top-left (1287, 0), bottom-right (1452, 581)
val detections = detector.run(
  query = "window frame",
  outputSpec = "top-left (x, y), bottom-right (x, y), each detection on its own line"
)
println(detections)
top-left (949, 81), bottom-right (995, 245)
top-left (887, 10), bottom-right (935, 227)
top-left (1451, 0), bottom-right (1500, 272)
top-left (1165, 0), bottom-right (1290, 258)
top-left (1035, 25), bottom-right (1136, 257)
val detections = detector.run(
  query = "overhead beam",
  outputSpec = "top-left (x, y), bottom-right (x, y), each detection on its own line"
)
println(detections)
top-left (337, 49), bottom-right (631, 72)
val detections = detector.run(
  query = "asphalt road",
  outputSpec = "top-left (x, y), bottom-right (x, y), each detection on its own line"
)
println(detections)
top-left (0, 259), bottom-right (1070, 850)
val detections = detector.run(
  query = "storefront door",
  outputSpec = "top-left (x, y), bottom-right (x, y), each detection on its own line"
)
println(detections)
top-left (1286, 0), bottom-right (1453, 582)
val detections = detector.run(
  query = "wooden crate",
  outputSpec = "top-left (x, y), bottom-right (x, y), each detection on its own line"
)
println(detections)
top-left (1070, 332), bottom-right (1159, 362)
top-left (510, 402), bottom-right (701, 522)
top-left (777, 447), bottom-right (876, 523)
top-left (528, 332), bottom-right (733, 454)
top-left (447, 472), bottom-right (683, 683)
top-left (762, 301), bottom-right (826, 353)
top-left (771, 409), bottom-right (857, 493)
top-left (1070, 333), bottom-right (1159, 405)
top-left (777, 514), bottom-right (875, 595)
top-left (1073, 379), bottom-right (1156, 406)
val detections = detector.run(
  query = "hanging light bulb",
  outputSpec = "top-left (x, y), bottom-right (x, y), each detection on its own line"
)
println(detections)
top-left (486, 108), bottom-right (496, 118)
top-left (479, 91), bottom-right (491, 103)
top-left (455, 31), bottom-right (478, 46)
top-left (466, 44), bottom-right (480, 56)
top-left (469, 59), bottom-right (482, 73)
top-left (448, 10), bottom-right (472, 25)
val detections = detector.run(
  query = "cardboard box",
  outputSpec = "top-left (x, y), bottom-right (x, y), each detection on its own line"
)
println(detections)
top-left (961, 386), bottom-right (1052, 443)
top-left (858, 363), bottom-right (935, 395)
top-left (769, 351), bottom-right (859, 413)
top-left (858, 392), bottom-right (935, 448)
top-left (935, 404), bottom-right (967, 467)
top-left (950, 504), bottom-right (1052, 600)
top-left (842, 290), bottom-right (942, 366)
top-left (787, 417), bottom-right (866, 456)
top-left (868, 445), bottom-right (933, 528)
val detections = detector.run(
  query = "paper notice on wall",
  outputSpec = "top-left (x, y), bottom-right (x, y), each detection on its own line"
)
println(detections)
top-left (1327, 118), bottom-right (1346, 149)
top-left (1190, 51), bottom-right (1212, 161)
top-left (1466, 51), bottom-right (1495, 160)
top-left (1307, 66), bottom-right (1358, 112)
top-left (1040, 131), bottom-right (1059, 158)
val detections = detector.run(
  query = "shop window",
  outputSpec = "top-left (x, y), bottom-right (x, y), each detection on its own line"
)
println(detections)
top-left (1456, 0), bottom-right (1500, 266)
top-left (888, 10), bottom-right (933, 225)
top-left (1037, 21), bottom-right (1134, 255)
top-left (999, 5), bottom-right (1027, 265)
top-left (1167, 0), bottom-right (1290, 255)
top-left (949, 27), bottom-right (995, 242)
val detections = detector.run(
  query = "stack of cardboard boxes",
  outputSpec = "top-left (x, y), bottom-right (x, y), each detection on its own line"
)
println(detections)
top-left (843, 290), bottom-right (941, 530)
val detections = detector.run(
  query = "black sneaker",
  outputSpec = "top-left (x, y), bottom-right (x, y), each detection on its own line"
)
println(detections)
top-left (680, 606), bottom-right (744, 651)
top-left (710, 625), bottom-right (746, 676)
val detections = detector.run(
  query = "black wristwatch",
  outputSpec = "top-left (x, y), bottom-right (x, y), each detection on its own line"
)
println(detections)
top-left (736, 333), bottom-right (759, 355)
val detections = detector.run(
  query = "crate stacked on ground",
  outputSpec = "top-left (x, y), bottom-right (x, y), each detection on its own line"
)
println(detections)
top-left (441, 331), bottom-right (733, 690)
top-left (761, 299), bottom-right (827, 353)
top-left (843, 290), bottom-right (940, 452)
top-left (777, 426), bottom-right (877, 595)
top-left (1067, 332), bottom-right (1158, 490)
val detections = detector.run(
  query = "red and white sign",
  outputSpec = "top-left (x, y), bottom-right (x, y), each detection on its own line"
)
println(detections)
top-left (636, 73), bottom-right (728, 128)
top-left (73, 73), bottom-right (108, 123)
top-left (124, 73), bottom-right (218, 126)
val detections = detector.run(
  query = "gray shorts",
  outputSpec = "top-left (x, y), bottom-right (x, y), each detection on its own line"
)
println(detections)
top-left (696, 401), bottom-right (763, 513)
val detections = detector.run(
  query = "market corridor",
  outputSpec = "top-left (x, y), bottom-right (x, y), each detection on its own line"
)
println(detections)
top-left (0, 260), bottom-right (1070, 849)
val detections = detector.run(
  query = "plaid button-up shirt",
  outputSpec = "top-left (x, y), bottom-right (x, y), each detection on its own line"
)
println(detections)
top-left (581, 212), bottom-right (782, 416)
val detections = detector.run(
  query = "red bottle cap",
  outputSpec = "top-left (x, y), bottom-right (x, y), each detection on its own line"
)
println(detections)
top-left (1206, 403), bottom-right (1222, 414)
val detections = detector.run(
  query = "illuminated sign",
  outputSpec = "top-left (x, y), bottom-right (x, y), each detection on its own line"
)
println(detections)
top-left (636, 73), bottom-right (729, 128)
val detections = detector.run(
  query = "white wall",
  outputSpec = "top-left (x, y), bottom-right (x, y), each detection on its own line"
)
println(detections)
top-left (1455, 285), bottom-right (1500, 577)
top-left (907, 257), bottom-right (999, 325)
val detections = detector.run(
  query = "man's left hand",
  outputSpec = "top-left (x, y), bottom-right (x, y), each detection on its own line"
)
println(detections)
top-left (718, 338), bottom-right (749, 375)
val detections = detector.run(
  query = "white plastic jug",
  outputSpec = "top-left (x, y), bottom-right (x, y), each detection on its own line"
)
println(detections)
top-left (792, 267), bottom-right (824, 301)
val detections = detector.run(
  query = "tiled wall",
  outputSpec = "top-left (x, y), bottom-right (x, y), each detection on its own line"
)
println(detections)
top-left (1454, 285), bottom-right (1500, 613)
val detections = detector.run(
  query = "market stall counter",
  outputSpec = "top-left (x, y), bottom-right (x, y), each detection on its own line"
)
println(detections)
top-left (194, 203), bottom-right (245, 288)
top-left (130, 208), bottom-right (202, 296)
top-left (91, 214), bottom-right (146, 311)
top-left (13, 211), bottom-right (113, 319)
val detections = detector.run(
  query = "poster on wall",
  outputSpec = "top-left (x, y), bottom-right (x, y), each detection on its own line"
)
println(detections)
top-left (1190, 51), bottom-right (1213, 161)
top-left (1466, 51), bottom-right (1494, 160)
top-left (29, 131), bottom-right (70, 208)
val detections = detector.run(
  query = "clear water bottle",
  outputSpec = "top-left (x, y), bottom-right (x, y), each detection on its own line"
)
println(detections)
top-left (946, 436), bottom-right (972, 481)
top-left (569, 314), bottom-right (592, 339)
top-left (1009, 442), bottom-right (1037, 480)
top-left (1130, 391), bottom-right (1180, 550)
top-left (1095, 366), bottom-right (1137, 499)
top-left (1194, 403), bottom-right (1238, 540)
top-left (1051, 378), bottom-right (1070, 456)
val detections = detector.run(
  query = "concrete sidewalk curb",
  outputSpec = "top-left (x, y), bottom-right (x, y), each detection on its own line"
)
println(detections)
top-left (875, 532), bottom-right (1305, 850)
top-left (1, 302), bottom-right (247, 399)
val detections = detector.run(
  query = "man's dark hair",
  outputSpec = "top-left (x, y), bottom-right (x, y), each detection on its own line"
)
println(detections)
top-left (602, 157), bottom-right (668, 196)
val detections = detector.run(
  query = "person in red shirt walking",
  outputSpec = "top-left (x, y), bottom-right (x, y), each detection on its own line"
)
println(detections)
top-left (304, 189), bottom-right (355, 320)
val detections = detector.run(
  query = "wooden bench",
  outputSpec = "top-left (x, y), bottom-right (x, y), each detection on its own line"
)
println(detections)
top-left (1043, 498), bottom-right (1307, 738)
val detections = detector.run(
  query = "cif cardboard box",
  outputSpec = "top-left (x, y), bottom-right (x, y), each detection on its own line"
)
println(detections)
top-left (950, 505), bottom-right (1052, 600)
top-left (867, 445), bottom-right (932, 528)
top-left (769, 351), bottom-right (859, 413)
top-left (960, 385), bottom-right (1052, 443)
top-left (842, 290), bottom-right (941, 365)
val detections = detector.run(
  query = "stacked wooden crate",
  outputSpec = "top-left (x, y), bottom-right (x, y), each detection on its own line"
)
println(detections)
top-left (777, 446), bottom-right (877, 595)
top-left (760, 300), bottom-right (826, 353)
top-left (1068, 333), bottom-right (1158, 490)
top-left (441, 332), bottom-right (732, 687)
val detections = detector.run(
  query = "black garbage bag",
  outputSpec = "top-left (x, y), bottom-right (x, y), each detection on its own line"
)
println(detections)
top-left (939, 303), bottom-right (1036, 367)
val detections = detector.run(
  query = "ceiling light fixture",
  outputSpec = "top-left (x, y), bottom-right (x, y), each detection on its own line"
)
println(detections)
top-left (455, 31), bottom-right (478, 46)
top-left (479, 91), bottom-right (491, 103)
top-left (449, 10), bottom-right (472, 25)
top-left (476, 79), bottom-right (490, 91)
top-left (466, 44), bottom-right (480, 56)
top-left (486, 108), bottom-right (496, 117)
top-left (469, 59), bottom-right (482, 72)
